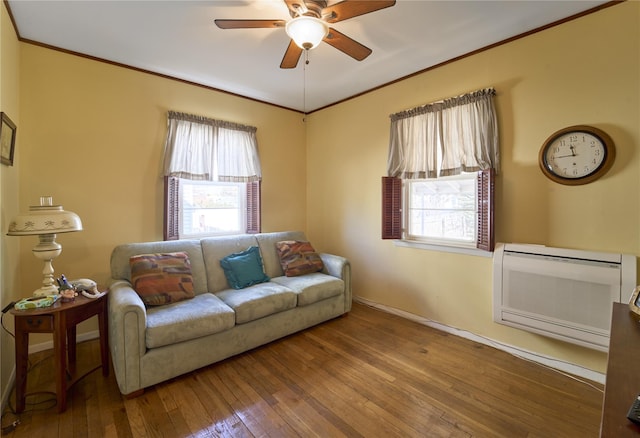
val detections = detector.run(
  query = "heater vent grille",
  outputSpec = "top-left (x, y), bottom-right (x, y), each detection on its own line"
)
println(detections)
top-left (492, 243), bottom-right (637, 351)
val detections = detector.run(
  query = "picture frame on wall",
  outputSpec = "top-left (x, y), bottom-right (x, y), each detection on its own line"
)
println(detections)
top-left (1, 112), bottom-right (17, 166)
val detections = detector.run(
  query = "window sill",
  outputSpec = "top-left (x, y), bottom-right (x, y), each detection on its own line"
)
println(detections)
top-left (394, 239), bottom-right (493, 257)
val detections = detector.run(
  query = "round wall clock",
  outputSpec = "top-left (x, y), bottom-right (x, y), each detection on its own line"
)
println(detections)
top-left (538, 125), bottom-right (615, 185)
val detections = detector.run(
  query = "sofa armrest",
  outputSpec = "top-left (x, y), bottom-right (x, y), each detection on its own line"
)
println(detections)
top-left (108, 280), bottom-right (147, 395)
top-left (319, 253), bottom-right (352, 312)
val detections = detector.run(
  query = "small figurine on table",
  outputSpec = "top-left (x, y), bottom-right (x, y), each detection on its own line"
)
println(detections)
top-left (57, 274), bottom-right (78, 302)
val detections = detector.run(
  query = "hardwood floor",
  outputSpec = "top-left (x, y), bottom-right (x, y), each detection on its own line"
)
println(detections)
top-left (2, 302), bottom-right (604, 437)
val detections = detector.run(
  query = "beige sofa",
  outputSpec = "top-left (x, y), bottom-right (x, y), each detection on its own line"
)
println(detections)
top-left (108, 231), bottom-right (351, 396)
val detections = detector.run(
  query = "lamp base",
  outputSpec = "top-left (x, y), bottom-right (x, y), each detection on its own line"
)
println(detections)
top-left (33, 284), bottom-right (59, 298)
top-left (32, 234), bottom-right (62, 298)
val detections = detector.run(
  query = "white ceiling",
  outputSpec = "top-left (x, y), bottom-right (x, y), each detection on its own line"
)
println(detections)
top-left (7, 0), bottom-right (608, 113)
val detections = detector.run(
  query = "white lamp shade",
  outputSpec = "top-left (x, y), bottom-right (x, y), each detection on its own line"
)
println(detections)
top-left (7, 196), bottom-right (82, 236)
top-left (285, 16), bottom-right (329, 50)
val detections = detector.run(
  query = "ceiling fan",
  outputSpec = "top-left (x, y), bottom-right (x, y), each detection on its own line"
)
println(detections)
top-left (214, 0), bottom-right (396, 69)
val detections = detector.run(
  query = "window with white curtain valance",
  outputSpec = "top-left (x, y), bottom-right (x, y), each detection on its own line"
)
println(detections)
top-left (382, 88), bottom-right (499, 252)
top-left (162, 111), bottom-right (262, 240)
top-left (163, 111), bottom-right (262, 182)
top-left (387, 88), bottom-right (499, 179)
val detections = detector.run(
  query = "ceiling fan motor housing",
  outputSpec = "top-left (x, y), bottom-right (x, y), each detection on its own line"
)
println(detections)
top-left (288, 0), bottom-right (327, 19)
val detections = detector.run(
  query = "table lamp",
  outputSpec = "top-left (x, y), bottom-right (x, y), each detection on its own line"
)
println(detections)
top-left (7, 196), bottom-right (83, 297)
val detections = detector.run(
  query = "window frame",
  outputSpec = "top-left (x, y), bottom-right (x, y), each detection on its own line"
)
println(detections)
top-left (180, 179), bottom-right (247, 238)
top-left (382, 168), bottom-right (494, 252)
top-left (404, 173), bottom-right (479, 248)
top-left (164, 176), bottom-right (261, 240)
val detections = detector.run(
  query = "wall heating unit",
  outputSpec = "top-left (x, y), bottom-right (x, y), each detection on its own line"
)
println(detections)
top-left (493, 243), bottom-right (637, 351)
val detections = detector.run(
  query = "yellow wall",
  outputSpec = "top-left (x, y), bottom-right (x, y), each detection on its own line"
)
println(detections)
top-left (1, 2), bottom-right (22, 403)
top-left (306, 2), bottom-right (639, 373)
top-left (17, 45), bottom-right (307, 288)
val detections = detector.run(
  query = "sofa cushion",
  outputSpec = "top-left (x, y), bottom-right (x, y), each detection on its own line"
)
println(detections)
top-left (275, 240), bottom-right (324, 277)
top-left (146, 293), bottom-right (235, 348)
top-left (215, 282), bottom-right (296, 324)
top-left (201, 235), bottom-right (261, 293)
top-left (255, 231), bottom-right (307, 278)
top-left (220, 246), bottom-right (270, 289)
top-left (130, 252), bottom-right (195, 306)
top-left (271, 273), bottom-right (344, 306)
top-left (111, 239), bottom-right (209, 294)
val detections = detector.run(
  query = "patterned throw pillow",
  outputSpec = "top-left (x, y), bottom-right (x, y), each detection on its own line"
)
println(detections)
top-left (275, 240), bottom-right (324, 277)
top-left (130, 252), bottom-right (195, 306)
top-left (220, 246), bottom-right (270, 289)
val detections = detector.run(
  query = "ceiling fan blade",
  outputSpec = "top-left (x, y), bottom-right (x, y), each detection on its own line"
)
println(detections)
top-left (323, 28), bottom-right (372, 61)
top-left (323, 0), bottom-right (396, 23)
top-left (280, 40), bottom-right (303, 69)
top-left (214, 19), bottom-right (286, 29)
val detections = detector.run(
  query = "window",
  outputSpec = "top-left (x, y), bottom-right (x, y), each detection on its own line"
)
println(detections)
top-left (383, 88), bottom-right (498, 252)
top-left (164, 177), bottom-right (260, 240)
top-left (162, 111), bottom-right (262, 240)
top-left (406, 173), bottom-right (477, 245)
top-left (180, 179), bottom-right (245, 237)
top-left (382, 169), bottom-right (494, 251)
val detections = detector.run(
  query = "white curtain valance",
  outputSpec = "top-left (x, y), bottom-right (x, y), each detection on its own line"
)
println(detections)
top-left (387, 88), bottom-right (499, 179)
top-left (163, 111), bottom-right (262, 182)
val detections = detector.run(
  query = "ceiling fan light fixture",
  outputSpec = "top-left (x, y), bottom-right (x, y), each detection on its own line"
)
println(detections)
top-left (285, 16), bottom-right (328, 50)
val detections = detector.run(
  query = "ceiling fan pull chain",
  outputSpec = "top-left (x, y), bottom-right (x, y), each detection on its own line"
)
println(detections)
top-left (303, 50), bottom-right (308, 120)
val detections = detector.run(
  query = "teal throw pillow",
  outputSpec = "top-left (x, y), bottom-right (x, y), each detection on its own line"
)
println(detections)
top-left (220, 246), bottom-right (270, 289)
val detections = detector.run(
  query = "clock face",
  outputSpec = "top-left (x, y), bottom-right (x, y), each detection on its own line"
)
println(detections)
top-left (542, 132), bottom-right (606, 179)
top-left (539, 126), bottom-right (615, 185)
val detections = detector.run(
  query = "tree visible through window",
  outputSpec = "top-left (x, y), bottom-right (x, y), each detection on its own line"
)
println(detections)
top-left (407, 174), bottom-right (477, 244)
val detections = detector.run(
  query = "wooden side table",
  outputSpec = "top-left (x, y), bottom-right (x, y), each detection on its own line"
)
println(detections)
top-left (10, 293), bottom-right (109, 413)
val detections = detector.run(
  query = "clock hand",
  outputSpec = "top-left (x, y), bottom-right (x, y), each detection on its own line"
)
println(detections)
top-left (569, 145), bottom-right (576, 156)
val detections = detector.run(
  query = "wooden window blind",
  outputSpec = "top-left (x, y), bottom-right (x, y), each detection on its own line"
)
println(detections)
top-left (164, 176), bottom-right (180, 241)
top-left (476, 168), bottom-right (495, 251)
top-left (381, 176), bottom-right (402, 240)
top-left (246, 180), bottom-right (261, 234)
